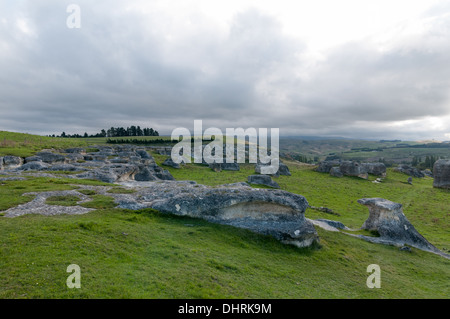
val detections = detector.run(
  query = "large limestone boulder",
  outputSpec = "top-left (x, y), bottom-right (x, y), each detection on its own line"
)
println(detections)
top-left (433, 159), bottom-right (450, 189)
top-left (117, 181), bottom-right (319, 248)
top-left (357, 198), bottom-right (444, 255)
top-left (339, 161), bottom-right (368, 179)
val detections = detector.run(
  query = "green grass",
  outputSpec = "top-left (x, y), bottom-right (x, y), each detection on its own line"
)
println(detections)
top-left (0, 208), bottom-right (448, 298)
top-left (107, 187), bottom-right (136, 194)
top-left (46, 195), bottom-right (80, 207)
top-left (0, 131), bottom-right (90, 157)
top-left (154, 153), bottom-right (449, 251)
top-left (80, 195), bottom-right (117, 210)
top-left (0, 146), bottom-right (448, 298)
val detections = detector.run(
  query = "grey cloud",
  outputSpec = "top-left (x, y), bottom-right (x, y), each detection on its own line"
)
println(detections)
top-left (0, 1), bottom-right (449, 140)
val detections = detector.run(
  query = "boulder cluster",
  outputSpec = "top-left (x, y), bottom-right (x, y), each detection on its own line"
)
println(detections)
top-left (316, 160), bottom-right (386, 179)
top-left (394, 164), bottom-right (428, 178)
top-left (0, 146), bottom-right (174, 183)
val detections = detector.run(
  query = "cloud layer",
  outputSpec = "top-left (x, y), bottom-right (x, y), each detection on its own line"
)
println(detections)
top-left (1, 0), bottom-right (449, 140)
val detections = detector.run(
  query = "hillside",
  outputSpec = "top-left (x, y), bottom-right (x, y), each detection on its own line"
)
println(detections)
top-left (0, 132), bottom-right (449, 298)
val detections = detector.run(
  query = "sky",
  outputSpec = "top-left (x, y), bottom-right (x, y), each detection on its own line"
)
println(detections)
top-left (1, 0), bottom-right (450, 141)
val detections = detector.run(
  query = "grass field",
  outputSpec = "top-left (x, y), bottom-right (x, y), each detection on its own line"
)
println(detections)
top-left (0, 132), bottom-right (449, 298)
top-left (1, 149), bottom-right (449, 298)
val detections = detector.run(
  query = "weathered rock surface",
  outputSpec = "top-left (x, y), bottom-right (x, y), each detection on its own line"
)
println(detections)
top-left (208, 162), bottom-right (240, 172)
top-left (2, 156), bottom-right (23, 169)
top-left (255, 162), bottom-right (290, 176)
top-left (117, 181), bottom-right (319, 248)
top-left (162, 157), bottom-right (181, 169)
top-left (433, 159), bottom-right (450, 189)
top-left (317, 160), bottom-right (386, 179)
top-left (64, 148), bottom-right (86, 154)
top-left (339, 161), bottom-right (368, 179)
top-left (247, 175), bottom-right (280, 188)
top-left (35, 152), bottom-right (67, 164)
top-left (394, 164), bottom-right (424, 178)
top-left (18, 161), bottom-right (51, 171)
top-left (329, 166), bottom-right (343, 178)
top-left (357, 198), bottom-right (447, 257)
top-left (2, 190), bottom-right (95, 218)
top-left (361, 163), bottom-right (386, 177)
top-left (315, 160), bottom-right (340, 173)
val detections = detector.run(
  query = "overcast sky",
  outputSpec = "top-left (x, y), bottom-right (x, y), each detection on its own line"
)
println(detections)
top-left (1, 0), bottom-right (450, 140)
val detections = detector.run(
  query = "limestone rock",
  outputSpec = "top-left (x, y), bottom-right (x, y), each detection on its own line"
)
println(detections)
top-left (121, 181), bottom-right (319, 248)
top-left (361, 163), bottom-right (387, 177)
top-left (2, 156), bottom-right (23, 168)
top-left (357, 198), bottom-right (444, 255)
top-left (162, 157), bottom-right (181, 169)
top-left (329, 166), bottom-right (343, 177)
top-left (247, 175), bottom-right (280, 188)
top-left (316, 160), bottom-right (340, 173)
top-left (24, 156), bottom-right (42, 163)
top-left (64, 148), bottom-right (86, 154)
top-left (255, 162), bottom-right (290, 176)
top-left (433, 159), bottom-right (450, 189)
top-left (339, 161), bottom-right (368, 179)
top-left (134, 166), bottom-right (157, 181)
top-left (209, 162), bottom-right (222, 172)
top-left (394, 164), bottom-right (424, 178)
top-left (35, 152), bottom-right (66, 164)
top-left (209, 162), bottom-right (240, 172)
top-left (19, 162), bottom-right (50, 171)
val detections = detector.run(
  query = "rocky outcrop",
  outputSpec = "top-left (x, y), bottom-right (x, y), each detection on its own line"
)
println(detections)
top-left (64, 148), bottom-right (86, 154)
top-left (247, 175), bottom-right (280, 188)
top-left (394, 164), bottom-right (424, 178)
top-left (317, 160), bottom-right (386, 179)
top-left (315, 160), bottom-right (340, 173)
top-left (255, 162), bottom-right (290, 176)
top-left (117, 181), bottom-right (319, 248)
top-left (208, 162), bottom-right (240, 172)
top-left (433, 159), bottom-right (450, 189)
top-left (339, 161), bottom-right (368, 179)
top-left (18, 161), bottom-right (51, 171)
top-left (329, 167), bottom-right (343, 178)
top-left (2, 156), bottom-right (23, 169)
top-left (35, 152), bottom-right (67, 164)
top-left (162, 157), bottom-right (181, 169)
top-left (361, 163), bottom-right (386, 177)
top-left (2, 145), bottom-right (175, 183)
top-left (357, 198), bottom-right (445, 256)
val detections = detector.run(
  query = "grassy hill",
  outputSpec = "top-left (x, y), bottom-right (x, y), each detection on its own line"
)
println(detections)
top-left (0, 132), bottom-right (449, 298)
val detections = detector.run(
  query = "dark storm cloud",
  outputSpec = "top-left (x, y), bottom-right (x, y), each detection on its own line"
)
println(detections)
top-left (0, 0), bottom-right (449, 140)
